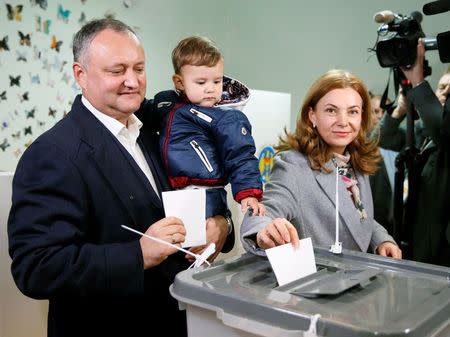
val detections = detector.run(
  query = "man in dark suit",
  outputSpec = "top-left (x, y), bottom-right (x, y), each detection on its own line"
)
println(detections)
top-left (8, 19), bottom-right (232, 337)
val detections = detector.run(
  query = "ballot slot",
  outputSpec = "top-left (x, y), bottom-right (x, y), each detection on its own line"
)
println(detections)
top-left (274, 263), bottom-right (382, 298)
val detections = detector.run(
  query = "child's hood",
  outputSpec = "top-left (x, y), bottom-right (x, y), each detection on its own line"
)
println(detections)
top-left (216, 76), bottom-right (250, 111)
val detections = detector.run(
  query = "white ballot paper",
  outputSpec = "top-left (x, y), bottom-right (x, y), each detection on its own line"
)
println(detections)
top-left (266, 237), bottom-right (317, 286)
top-left (162, 189), bottom-right (206, 248)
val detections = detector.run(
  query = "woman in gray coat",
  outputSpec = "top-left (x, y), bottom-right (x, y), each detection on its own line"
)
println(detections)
top-left (241, 69), bottom-right (402, 258)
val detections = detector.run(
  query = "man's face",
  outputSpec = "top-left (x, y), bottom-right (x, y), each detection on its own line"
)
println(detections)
top-left (370, 96), bottom-right (385, 128)
top-left (74, 29), bottom-right (146, 124)
top-left (174, 59), bottom-right (224, 107)
top-left (435, 73), bottom-right (450, 106)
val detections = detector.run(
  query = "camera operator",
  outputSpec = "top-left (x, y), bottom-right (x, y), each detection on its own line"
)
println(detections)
top-left (378, 38), bottom-right (450, 267)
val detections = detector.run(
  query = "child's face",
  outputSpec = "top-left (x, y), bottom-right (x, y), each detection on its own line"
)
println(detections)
top-left (174, 59), bottom-right (223, 107)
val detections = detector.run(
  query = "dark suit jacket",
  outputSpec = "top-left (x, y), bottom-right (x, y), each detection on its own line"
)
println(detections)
top-left (370, 158), bottom-right (394, 235)
top-left (8, 95), bottom-right (189, 336)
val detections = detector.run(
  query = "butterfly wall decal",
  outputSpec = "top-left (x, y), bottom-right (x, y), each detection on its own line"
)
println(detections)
top-left (46, 78), bottom-right (55, 88)
top-left (42, 60), bottom-right (52, 72)
top-left (16, 50), bottom-right (27, 62)
top-left (48, 107), bottom-right (56, 118)
top-left (26, 107), bottom-right (36, 118)
top-left (18, 31), bottom-right (31, 46)
top-left (104, 10), bottom-right (116, 20)
top-left (1, 138), bottom-right (11, 151)
top-left (30, 73), bottom-right (40, 84)
top-left (57, 4), bottom-right (71, 23)
top-left (36, 16), bottom-right (51, 34)
top-left (10, 75), bottom-right (21, 87)
top-left (79, 12), bottom-right (86, 25)
top-left (61, 72), bottom-right (70, 84)
top-left (24, 126), bottom-right (32, 135)
top-left (6, 4), bottom-right (23, 21)
top-left (52, 55), bottom-right (67, 71)
top-left (1, 121), bottom-right (8, 130)
top-left (0, 91), bottom-right (6, 101)
top-left (51, 35), bottom-right (62, 52)
top-left (25, 141), bottom-right (32, 148)
top-left (18, 92), bottom-right (29, 102)
top-left (56, 92), bottom-right (64, 104)
top-left (0, 36), bottom-right (10, 51)
top-left (12, 131), bottom-right (21, 139)
top-left (30, 0), bottom-right (48, 10)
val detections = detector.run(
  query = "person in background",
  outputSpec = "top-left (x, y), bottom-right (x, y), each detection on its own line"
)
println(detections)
top-left (8, 19), bottom-right (232, 337)
top-left (369, 94), bottom-right (397, 235)
top-left (146, 36), bottom-right (265, 260)
top-left (240, 69), bottom-right (401, 258)
top-left (378, 39), bottom-right (450, 266)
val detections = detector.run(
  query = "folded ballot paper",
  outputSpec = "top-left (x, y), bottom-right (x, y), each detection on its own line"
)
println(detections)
top-left (162, 189), bottom-right (206, 248)
top-left (266, 237), bottom-right (317, 286)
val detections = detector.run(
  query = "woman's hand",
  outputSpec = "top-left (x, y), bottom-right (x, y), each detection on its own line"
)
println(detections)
top-left (377, 241), bottom-right (402, 259)
top-left (256, 218), bottom-right (300, 250)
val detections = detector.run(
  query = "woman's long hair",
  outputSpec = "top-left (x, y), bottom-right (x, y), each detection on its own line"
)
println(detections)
top-left (276, 69), bottom-right (380, 175)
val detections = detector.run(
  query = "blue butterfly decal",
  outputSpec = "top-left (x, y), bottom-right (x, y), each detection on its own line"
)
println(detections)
top-left (57, 4), bottom-right (71, 23)
top-left (30, 73), bottom-right (40, 84)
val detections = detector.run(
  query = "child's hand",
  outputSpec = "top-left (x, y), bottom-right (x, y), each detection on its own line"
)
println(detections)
top-left (241, 197), bottom-right (266, 216)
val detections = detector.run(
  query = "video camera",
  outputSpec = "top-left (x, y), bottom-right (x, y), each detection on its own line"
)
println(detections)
top-left (374, 1), bottom-right (450, 68)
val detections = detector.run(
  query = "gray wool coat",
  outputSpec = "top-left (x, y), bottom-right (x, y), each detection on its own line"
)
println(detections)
top-left (240, 149), bottom-right (395, 256)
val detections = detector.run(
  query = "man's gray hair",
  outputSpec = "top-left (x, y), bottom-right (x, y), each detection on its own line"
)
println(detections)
top-left (73, 18), bottom-right (137, 65)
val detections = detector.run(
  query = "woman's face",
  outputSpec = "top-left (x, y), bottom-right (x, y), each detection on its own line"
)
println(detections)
top-left (308, 87), bottom-right (363, 154)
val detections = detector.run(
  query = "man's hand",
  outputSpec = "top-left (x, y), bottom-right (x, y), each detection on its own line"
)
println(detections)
top-left (256, 218), bottom-right (300, 250)
top-left (140, 217), bottom-right (186, 269)
top-left (186, 215), bottom-right (229, 263)
top-left (391, 88), bottom-right (407, 119)
top-left (400, 38), bottom-right (425, 87)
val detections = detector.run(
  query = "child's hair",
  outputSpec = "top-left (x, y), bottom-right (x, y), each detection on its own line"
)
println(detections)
top-left (171, 36), bottom-right (222, 74)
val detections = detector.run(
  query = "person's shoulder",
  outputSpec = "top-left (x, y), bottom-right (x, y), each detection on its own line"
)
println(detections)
top-left (276, 149), bottom-right (307, 166)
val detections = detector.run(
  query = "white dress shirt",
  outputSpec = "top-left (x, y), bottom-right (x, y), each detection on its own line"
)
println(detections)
top-left (81, 96), bottom-right (160, 197)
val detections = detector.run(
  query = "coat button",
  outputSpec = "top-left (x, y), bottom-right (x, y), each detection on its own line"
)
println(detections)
top-left (129, 195), bottom-right (134, 200)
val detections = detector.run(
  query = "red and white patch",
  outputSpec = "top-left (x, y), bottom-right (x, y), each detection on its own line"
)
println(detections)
top-left (241, 127), bottom-right (247, 135)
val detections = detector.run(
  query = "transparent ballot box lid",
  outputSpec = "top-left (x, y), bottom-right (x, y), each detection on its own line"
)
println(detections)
top-left (170, 247), bottom-right (450, 337)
